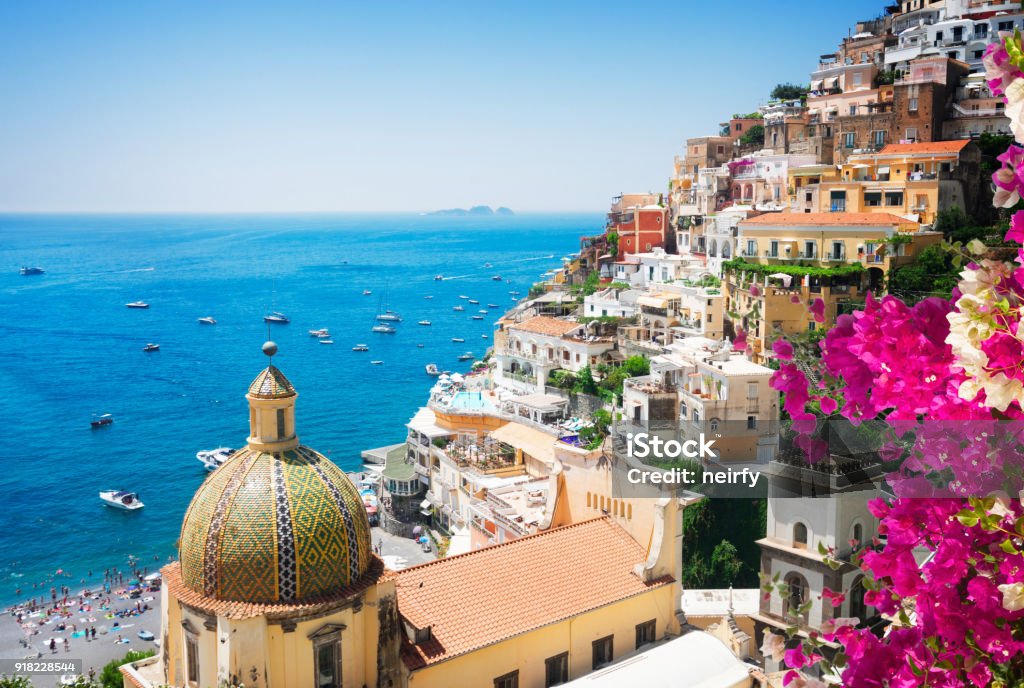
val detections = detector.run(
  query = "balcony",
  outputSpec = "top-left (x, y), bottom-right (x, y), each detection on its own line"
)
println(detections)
top-left (625, 376), bottom-right (677, 395)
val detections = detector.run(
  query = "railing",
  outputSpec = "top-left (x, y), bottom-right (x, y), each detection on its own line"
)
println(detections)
top-left (624, 377), bottom-right (677, 395)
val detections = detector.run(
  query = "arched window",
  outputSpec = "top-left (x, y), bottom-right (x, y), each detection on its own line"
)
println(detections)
top-left (722, 242), bottom-right (731, 259)
top-left (849, 576), bottom-right (868, 621)
top-left (587, 492), bottom-right (592, 508)
top-left (793, 522), bottom-right (808, 549)
top-left (851, 523), bottom-right (863, 550)
top-left (783, 572), bottom-right (810, 623)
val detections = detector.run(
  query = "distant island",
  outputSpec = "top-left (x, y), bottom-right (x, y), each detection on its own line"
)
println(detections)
top-left (426, 206), bottom-right (514, 216)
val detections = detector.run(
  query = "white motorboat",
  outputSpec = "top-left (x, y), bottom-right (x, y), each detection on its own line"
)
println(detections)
top-left (264, 311), bottom-right (290, 324)
top-left (372, 324), bottom-right (396, 334)
top-left (451, 337), bottom-right (465, 343)
top-left (371, 360), bottom-right (384, 365)
top-left (424, 295), bottom-right (433, 299)
top-left (425, 363), bottom-right (441, 376)
top-left (319, 339), bottom-right (334, 344)
top-left (309, 328), bottom-right (330, 337)
top-left (20, 266), bottom-right (44, 276)
top-left (196, 447), bottom-right (235, 471)
top-left (99, 490), bottom-right (144, 510)
top-left (457, 352), bottom-right (474, 361)
top-left (487, 304), bottom-right (498, 308)
top-left (453, 305), bottom-right (465, 312)
top-left (352, 343), bottom-right (369, 351)
top-left (492, 275), bottom-right (502, 281)
top-left (418, 320), bottom-right (431, 326)
top-left (434, 275), bottom-right (444, 281)
top-left (126, 301), bottom-right (149, 309)
top-left (198, 317), bottom-right (216, 325)
top-left (363, 289), bottom-right (372, 295)
top-left (482, 334), bottom-right (489, 339)
top-left (468, 299), bottom-right (480, 305)
top-left (471, 315), bottom-right (484, 320)
top-left (459, 295), bottom-right (469, 300)
top-left (142, 343), bottom-right (160, 352)
top-left (478, 309), bottom-right (488, 314)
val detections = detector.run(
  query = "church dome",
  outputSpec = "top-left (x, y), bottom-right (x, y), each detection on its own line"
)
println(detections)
top-left (179, 445), bottom-right (373, 603)
top-left (178, 348), bottom-right (373, 604)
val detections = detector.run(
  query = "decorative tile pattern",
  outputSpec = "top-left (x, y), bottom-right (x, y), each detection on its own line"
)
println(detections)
top-left (180, 443), bottom-right (372, 604)
top-left (248, 365), bottom-right (296, 399)
top-left (272, 452), bottom-right (298, 601)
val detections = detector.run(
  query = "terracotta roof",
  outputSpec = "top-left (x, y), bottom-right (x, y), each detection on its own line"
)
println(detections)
top-left (508, 316), bottom-right (581, 337)
top-left (248, 365), bottom-right (296, 398)
top-left (740, 212), bottom-right (915, 227)
top-left (162, 558), bottom-right (395, 620)
top-left (877, 140), bottom-right (971, 155)
top-left (396, 517), bottom-right (673, 670)
top-left (119, 666), bottom-right (145, 688)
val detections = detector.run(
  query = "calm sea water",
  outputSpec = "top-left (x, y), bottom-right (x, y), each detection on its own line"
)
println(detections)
top-left (0, 213), bottom-right (597, 606)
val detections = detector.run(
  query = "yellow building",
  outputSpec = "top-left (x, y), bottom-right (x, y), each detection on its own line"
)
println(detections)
top-left (725, 212), bottom-right (942, 361)
top-left (121, 342), bottom-right (712, 688)
top-left (787, 140), bottom-right (981, 225)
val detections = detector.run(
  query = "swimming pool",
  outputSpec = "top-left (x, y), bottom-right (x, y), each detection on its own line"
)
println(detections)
top-left (448, 391), bottom-right (496, 412)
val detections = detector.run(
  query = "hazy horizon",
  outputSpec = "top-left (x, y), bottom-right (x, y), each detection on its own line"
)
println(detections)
top-left (2, 1), bottom-right (887, 213)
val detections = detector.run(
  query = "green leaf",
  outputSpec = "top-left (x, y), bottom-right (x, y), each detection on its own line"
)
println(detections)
top-left (1001, 539), bottom-right (1020, 555)
top-left (956, 510), bottom-right (980, 527)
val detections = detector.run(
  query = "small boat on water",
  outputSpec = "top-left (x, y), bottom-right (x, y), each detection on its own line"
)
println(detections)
top-left (434, 275), bottom-right (445, 281)
top-left (264, 312), bottom-right (290, 324)
top-left (468, 299), bottom-right (480, 305)
top-left (372, 324), bottom-right (396, 334)
top-left (352, 344), bottom-right (369, 351)
top-left (484, 262), bottom-right (493, 269)
top-left (319, 339), bottom-right (334, 345)
top-left (416, 343), bottom-right (425, 348)
top-left (487, 304), bottom-right (498, 308)
top-left (453, 305), bottom-right (465, 312)
top-left (424, 295), bottom-right (433, 299)
top-left (478, 309), bottom-right (489, 314)
top-left (509, 290), bottom-right (521, 295)
top-left (482, 334), bottom-right (489, 339)
top-left (471, 315), bottom-right (484, 320)
top-left (100, 490), bottom-right (144, 511)
top-left (418, 320), bottom-right (431, 326)
top-left (20, 266), bottom-right (44, 276)
top-left (492, 275), bottom-right (502, 281)
top-left (309, 328), bottom-right (330, 337)
top-left (371, 360), bottom-right (384, 365)
top-left (142, 343), bottom-right (160, 352)
top-left (376, 311), bottom-right (401, 322)
top-left (126, 301), bottom-right (149, 309)
top-left (198, 317), bottom-right (216, 325)
top-left (91, 413), bottom-right (113, 429)
top-left (451, 337), bottom-right (465, 343)
top-left (363, 290), bottom-right (372, 295)
top-left (425, 363), bottom-right (441, 376)
top-left (457, 352), bottom-right (474, 361)
top-left (459, 295), bottom-right (469, 300)
top-left (196, 447), bottom-right (235, 471)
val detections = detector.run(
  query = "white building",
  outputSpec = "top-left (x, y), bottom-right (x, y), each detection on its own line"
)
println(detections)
top-left (495, 315), bottom-right (617, 391)
top-left (583, 287), bottom-right (640, 319)
top-left (887, 0), bottom-right (1023, 71)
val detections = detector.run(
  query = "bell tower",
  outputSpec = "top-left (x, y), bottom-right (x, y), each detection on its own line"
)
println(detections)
top-left (245, 341), bottom-right (299, 453)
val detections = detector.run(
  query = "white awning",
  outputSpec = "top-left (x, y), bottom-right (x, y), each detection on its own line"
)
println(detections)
top-left (420, 499), bottom-right (432, 510)
top-left (877, 165), bottom-right (890, 174)
top-left (810, 80), bottom-right (823, 91)
top-left (489, 422), bottom-right (557, 466)
top-left (852, 164), bottom-right (869, 169)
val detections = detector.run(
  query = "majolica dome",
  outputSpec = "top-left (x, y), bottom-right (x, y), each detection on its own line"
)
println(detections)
top-left (178, 356), bottom-right (373, 604)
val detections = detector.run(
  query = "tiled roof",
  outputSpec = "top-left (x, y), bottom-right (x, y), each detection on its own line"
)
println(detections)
top-left (396, 517), bottom-right (673, 669)
top-left (248, 365), bottom-right (296, 398)
top-left (877, 140), bottom-right (971, 155)
top-left (741, 212), bottom-right (914, 227)
top-left (163, 557), bottom-right (395, 620)
top-left (509, 316), bottom-right (580, 337)
top-left (179, 446), bottom-right (374, 604)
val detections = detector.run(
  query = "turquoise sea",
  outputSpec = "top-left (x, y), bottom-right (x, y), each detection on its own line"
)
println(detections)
top-left (0, 213), bottom-right (598, 606)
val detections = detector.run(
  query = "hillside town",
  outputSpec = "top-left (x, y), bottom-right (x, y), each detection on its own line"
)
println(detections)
top-left (353, 0), bottom-right (1012, 685)
top-left (107, 2), bottom-right (1018, 688)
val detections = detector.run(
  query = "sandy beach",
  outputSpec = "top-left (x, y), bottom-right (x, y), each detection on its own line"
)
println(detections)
top-left (1, 568), bottom-right (163, 688)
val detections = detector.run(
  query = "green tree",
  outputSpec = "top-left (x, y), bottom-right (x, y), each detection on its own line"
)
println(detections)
top-left (709, 539), bottom-right (745, 585)
top-left (770, 83), bottom-right (807, 100)
top-left (739, 124), bottom-right (765, 147)
top-left (0, 677), bottom-right (33, 688)
top-left (575, 365), bottom-right (599, 396)
top-left (607, 231), bottom-right (619, 257)
top-left (622, 355), bottom-right (650, 378)
top-left (889, 244), bottom-right (959, 299)
top-left (100, 650), bottom-right (154, 688)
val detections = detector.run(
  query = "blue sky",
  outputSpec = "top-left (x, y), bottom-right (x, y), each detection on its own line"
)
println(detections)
top-left (0, 1), bottom-right (888, 213)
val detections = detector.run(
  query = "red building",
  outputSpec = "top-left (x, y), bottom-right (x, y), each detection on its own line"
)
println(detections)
top-left (606, 193), bottom-right (671, 261)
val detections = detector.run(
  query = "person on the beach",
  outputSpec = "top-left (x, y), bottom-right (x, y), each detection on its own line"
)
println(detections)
top-left (49, 638), bottom-right (56, 653)
top-left (63, 637), bottom-right (69, 652)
